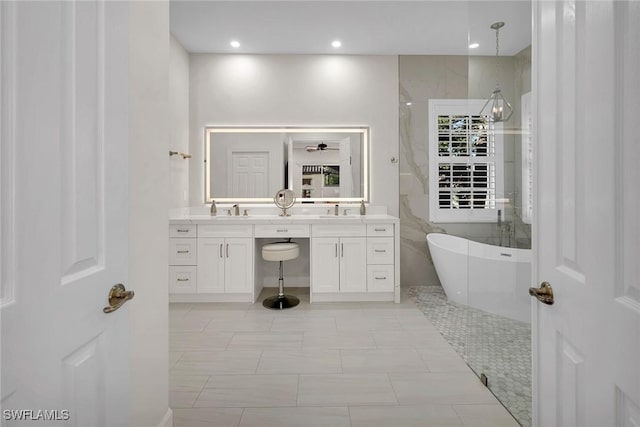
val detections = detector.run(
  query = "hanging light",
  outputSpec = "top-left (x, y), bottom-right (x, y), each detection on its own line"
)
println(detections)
top-left (479, 22), bottom-right (513, 123)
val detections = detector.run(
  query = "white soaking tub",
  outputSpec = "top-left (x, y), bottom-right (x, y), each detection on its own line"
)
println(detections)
top-left (426, 233), bottom-right (532, 323)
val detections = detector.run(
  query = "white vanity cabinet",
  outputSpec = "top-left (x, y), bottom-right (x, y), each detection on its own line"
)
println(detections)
top-left (366, 224), bottom-right (395, 292)
top-left (169, 214), bottom-right (399, 303)
top-left (168, 225), bottom-right (197, 293)
top-left (197, 237), bottom-right (253, 294)
top-left (311, 224), bottom-right (368, 298)
top-left (197, 225), bottom-right (253, 296)
top-left (311, 237), bottom-right (367, 293)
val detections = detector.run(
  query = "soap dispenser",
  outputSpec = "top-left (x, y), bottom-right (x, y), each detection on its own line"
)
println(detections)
top-left (210, 200), bottom-right (217, 216)
top-left (360, 200), bottom-right (366, 215)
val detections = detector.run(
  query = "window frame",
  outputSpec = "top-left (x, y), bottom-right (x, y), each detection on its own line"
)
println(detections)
top-left (428, 99), bottom-right (504, 223)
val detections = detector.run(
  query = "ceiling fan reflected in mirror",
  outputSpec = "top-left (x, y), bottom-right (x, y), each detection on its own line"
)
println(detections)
top-left (304, 142), bottom-right (339, 152)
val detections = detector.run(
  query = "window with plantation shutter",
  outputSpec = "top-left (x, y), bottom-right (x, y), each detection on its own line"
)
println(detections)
top-left (428, 99), bottom-right (504, 223)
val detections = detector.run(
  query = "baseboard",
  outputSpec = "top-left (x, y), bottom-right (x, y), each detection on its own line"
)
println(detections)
top-left (157, 408), bottom-right (172, 427)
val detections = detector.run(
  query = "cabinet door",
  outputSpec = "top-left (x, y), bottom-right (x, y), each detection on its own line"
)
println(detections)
top-left (311, 237), bottom-right (340, 293)
top-left (197, 238), bottom-right (225, 293)
top-left (339, 237), bottom-right (367, 292)
top-left (224, 238), bottom-right (253, 293)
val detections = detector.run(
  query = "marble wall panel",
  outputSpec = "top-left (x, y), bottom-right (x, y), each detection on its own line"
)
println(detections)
top-left (399, 52), bottom-right (531, 287)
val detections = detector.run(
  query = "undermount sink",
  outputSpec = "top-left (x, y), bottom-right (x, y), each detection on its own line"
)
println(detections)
top-left (318, 215), bottom-right (360, 219)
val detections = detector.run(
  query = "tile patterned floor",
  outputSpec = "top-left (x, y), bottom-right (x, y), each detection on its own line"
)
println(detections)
top-left (405, 285), bottom-right (531, 427)
top-left (169, 288), bottom-right (519, 427)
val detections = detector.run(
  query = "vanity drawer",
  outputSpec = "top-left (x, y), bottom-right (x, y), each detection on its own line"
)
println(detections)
top-left (170, 224), bottom-right (196, 238)
top-left (169, 266), bottom-right (197, 293)
top-left (367, 265), bottom-right (395, 292)
top-left (198, 224), bottom-right (253, 238)
top-left (254, 224), bottom-right (310, 238)
top-left (366, 238), bottom-right (394, 264)
top-left (169, 238), bottom-right (197, 265)
top-left (366, 224), bottom-right (394, 237)
top-left (312, 224), bottom-right (366, 237)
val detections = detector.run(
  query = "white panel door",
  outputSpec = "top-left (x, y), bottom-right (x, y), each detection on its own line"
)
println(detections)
top-left (230, 151), bottom-right (269, 198)
top-left (339, 238), bottom-right (367, 292)
top-left (197, 238), bottom-right (225, 293)
top-left (1, 1), bottom-right (130, 425)
top-left (224, 238), bottom-right (253, 293)
top-left (534, 1), bottom-right (640, 426)
top-left (311, 238), bottom-right (340, 293)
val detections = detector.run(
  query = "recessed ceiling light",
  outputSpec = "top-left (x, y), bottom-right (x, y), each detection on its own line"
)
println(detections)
top-left (332, 40), bottom-right (342, 48)
top-left (230, 40), bottom-right (240, 48)
top-left (469, 43), bottom-right (479, 49)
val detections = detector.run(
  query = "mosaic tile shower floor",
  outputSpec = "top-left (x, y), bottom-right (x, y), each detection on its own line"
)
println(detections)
top-left (405, 285), bottom-right (532, 427)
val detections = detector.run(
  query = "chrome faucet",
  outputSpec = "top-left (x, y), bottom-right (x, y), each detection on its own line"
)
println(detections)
top-left (497, 209), bottom-right (502, 227)
top-left (334, 204), bottom-right (339, 216)
top-left (233, 204), bottom-right (240, 216)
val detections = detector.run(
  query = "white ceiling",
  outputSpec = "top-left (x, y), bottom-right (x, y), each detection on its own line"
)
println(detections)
top-left (170, 1), bottom-right (532, 56)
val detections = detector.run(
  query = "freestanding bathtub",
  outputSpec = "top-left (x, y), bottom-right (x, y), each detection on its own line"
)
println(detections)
top-left (426, 233), bottom-right (532, 323)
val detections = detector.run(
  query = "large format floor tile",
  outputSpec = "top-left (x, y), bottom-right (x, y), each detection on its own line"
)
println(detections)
top-left (340, 348), bottom-right (428, 373)
top-left (257, 349), bottom-right (342, 374)
top-left (172, 408), bottom-right (243, 427)
top-left (389, 372), bottom-right (499, 405)
top-left (239, 407), bottom-right (351, 427)
top-left (195, 374), bottom-right (299, 408)
top-left (297, 373), bottom-right (398, 406)
top-left (169, 292), bottom-right (519, 426)
top-left (349, 405), bottom-right (464, 427)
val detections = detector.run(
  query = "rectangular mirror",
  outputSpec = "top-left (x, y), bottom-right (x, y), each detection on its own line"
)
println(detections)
top-left (205, 127), bottom-right (368, 203)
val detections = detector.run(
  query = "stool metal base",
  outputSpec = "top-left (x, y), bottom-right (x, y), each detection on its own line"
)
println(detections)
top-left (262, 294), bottom-right (300, 310)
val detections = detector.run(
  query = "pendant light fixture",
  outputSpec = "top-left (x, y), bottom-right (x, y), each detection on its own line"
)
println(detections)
top-left (479, 21), bottom-right (513, 123)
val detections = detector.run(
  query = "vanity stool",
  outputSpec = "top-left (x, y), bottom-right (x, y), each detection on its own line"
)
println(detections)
top-left (261, 242), bottom-right (300, 309)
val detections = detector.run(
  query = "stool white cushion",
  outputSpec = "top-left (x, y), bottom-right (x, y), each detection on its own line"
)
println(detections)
top-left (262, 242), bottom-right (300, 262)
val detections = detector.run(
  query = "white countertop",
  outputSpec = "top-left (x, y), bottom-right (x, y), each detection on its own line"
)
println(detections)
top-left (169, 206), bottom-right (399, 225)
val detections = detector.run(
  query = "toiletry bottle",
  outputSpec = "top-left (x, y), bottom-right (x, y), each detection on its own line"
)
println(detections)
top-left (210, 200), bottom-right (217, 216)
top-left (360, 200), bottom-right (366, 215)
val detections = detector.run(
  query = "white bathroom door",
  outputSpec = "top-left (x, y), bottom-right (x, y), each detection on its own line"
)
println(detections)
top-left (230, 151), bottom-right (269, 198)
top-left (1, 1), bottom-right (130, 425)
top-left (533, 1), bottom-right (640, 426)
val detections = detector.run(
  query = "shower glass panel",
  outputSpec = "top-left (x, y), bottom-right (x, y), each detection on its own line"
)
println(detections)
top-left (465, 2), bottom-right (532, 425)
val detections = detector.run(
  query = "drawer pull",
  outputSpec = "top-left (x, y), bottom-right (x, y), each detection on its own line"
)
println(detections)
top-left (177, 250), bottom-right (189, 254)
top-left (341, 243), bottom-right (344, 258)
top-left (374, 249), bottom-right (386, 253)
top-left (176, 278), bottom-right (189, 282)
top-left (226, 243), bottom-right (229, 258)
top-left (277, 229), bottom-right (288, 232)
top-left (335, 243), bottom-right (338, 258)
top-left (219, 244), bottom-right (223, 258)
top-left (176, 229), bottom-right (190, 233)
top-left (375, 276), bottom-right (387, 280)
top-left (374, 228), bottom-right (387, 232)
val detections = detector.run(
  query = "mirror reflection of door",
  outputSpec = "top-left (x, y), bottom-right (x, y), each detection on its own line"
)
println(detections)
top-left (229, 151), bottom-right (270, 198)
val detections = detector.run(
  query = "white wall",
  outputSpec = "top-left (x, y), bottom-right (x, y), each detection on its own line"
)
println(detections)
top-left (129, 2), bottom-right (171, 426)
top-left (189, 54), bottom-right (399, 216)
top-left (169, 34), bottom-right (190, 208)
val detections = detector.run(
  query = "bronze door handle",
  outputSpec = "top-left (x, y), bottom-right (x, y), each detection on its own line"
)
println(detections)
top-left (103, 283), bottom-right (135, 313)
top-left (529, 281), bottom-right (554, 305)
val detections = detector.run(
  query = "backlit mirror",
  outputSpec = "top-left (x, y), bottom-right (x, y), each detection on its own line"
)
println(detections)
top-left (205, 127), bottom-right (368, 203)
